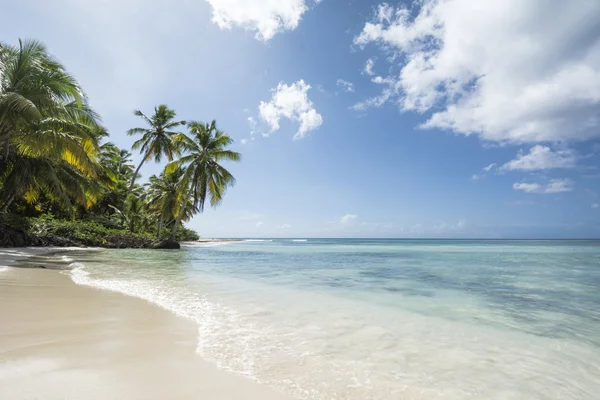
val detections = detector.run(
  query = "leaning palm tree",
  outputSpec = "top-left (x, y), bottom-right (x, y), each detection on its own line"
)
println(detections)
top-left (0, 38), bottom-right (102, 213)
top-left (126, 105), bottom-right (185, 195)
top-left (165, 120), bottom-right (241, 241)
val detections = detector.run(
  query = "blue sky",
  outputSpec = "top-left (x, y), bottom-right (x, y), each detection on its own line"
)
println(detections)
top-left (3, 0), bottom-right (600, 238)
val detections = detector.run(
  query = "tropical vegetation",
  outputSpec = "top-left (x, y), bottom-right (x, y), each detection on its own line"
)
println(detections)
top-left (0, 38), bottom-right (240, 247)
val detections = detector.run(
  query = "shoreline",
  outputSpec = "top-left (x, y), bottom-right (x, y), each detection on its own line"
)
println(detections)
top-left (0, 249), bottom-right (293, 400)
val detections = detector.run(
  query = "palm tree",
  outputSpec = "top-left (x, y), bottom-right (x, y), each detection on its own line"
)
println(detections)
top-left (0, 39), bottom-right (102, 213)
top-left (0, 39), bottom-right (100, 159)
top-left (108, 193), bottom-right (150, 233)
top-left (166, 120), bottom-right (241, 241)
top-left (147, 168), bottom-right (181, 238)
top-left (147, 167), bottom-right (197, 238)
top-left (126, 105), bottom-right (185, 195)
top-left (1, 154), bottom-right (103, 212)
top-left (93, 142), bottom-right (136, 215)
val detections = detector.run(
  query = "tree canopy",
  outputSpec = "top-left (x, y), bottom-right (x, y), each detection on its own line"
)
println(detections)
top-left (0, 38), bottom-right (240, 244)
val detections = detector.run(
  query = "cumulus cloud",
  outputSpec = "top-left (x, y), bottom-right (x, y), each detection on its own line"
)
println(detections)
top-left (206, 0), bottom-right (319, 41)
top-left (276, 223), bottom-right (291, 229)
top-left (259, 80), bottom-right (323, 139)
top-left (513, 179), bottom-right (574, 194)
top-left (364, 58), bottom-right (375, 75)
top-left (340, 214), bottom-right (358, 224)
top-left (354, 0), bottom-right (600, 143)
top-left (336, 79), bottom-right (355, 92)
top-left (256, 221), bottom-right (265, 227)
top-left (502, 146), bottom-right (577, 171)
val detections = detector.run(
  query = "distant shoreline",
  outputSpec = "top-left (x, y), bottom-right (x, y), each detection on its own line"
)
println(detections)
top-left (189, 238), bottom-right (243, 243)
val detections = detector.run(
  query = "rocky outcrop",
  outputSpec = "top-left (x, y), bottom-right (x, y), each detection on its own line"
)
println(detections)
top-left (150, 239), bottom-right (181, 249)
top-left (0, 223), bottom-right (33, 247)
top-left (103, 235), bottom-right (155, 249)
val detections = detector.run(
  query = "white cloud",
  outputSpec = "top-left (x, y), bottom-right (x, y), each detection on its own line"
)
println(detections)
top-left (545, 179), bottom-right (574, 194)
top-left (352, 75), bottom-right (395, 111)
top-left (513, 182), bottom-right (543, 193)
top-left (592, 203), bottom-right (599, 209)
top-left (206, 0), bottom-right (319, 41)
top-left (256, 221), bottom-right (265, 227)
top-left (259, 80), bottom-right (323, 139)
top-left (513, 179), bottom-right (574, 194)
top-left (502, 146), bottom-right (577, 171)
top-left (472, 163), bottom-right (497, 180)
top-left (240, 138), bottom-right (248, 145)
top-left (246, 117), bottom-right (258, 141)
top-left (336, 79), bottom-right (355, 92)
top-left (276, 223), bottom-right (291, 229)
top-left (364, 58), bottom-right (375, 76)
top-left (483, 163), bottom-right (497, 173)
top-left (354, 1), bottom-right (600, 143)
top-left (340, 214), bottom-right (358, 224)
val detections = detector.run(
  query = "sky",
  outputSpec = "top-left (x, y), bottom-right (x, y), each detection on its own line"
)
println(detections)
top-left (3, 0), bottom-right (600, 238)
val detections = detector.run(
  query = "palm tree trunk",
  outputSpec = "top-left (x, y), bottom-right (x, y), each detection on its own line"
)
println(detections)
top-left (169, 200), bottom-right (188, 241)
top-left (127, 157), bottom-right (146, 196)
top-left (157, 214), bottom-right (164, 238)
top-left (0, 193), bottom-right (15, 213)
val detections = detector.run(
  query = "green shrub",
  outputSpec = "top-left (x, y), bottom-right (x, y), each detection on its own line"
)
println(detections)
top-left (0, 213), bottom-right (30, 231)
top-left (159, 225), bottom-right (200, 242)
top-left (28, 215), bottom-right (153, 246)
top-left (175, 226), bottom-right (200, 241)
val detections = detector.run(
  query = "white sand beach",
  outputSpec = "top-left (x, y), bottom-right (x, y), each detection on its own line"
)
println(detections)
top-left (0, 248), bottom-right (293, 400)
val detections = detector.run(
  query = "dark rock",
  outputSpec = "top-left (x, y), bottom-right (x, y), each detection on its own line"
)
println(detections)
top-left (28, 235), bottom-right (42, 246)
top-left (104, 235), bottom-right (156, 249)
top-left (0, 224), bottom-right (29, 247)
top-left (12, 234), bottom-right (26, 247)
top-left (151, 239), bottom-right (181, 249)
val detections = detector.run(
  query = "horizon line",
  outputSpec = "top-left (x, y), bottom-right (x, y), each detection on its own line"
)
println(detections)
top-left (202, 237), bottom-right (600, 241)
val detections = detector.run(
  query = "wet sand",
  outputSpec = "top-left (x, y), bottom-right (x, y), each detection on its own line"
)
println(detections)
top-left (0, 249), bottom-right (293, 400)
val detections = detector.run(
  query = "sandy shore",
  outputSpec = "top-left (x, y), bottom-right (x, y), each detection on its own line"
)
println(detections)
top-left (0, 249), bottom-right (293, 400)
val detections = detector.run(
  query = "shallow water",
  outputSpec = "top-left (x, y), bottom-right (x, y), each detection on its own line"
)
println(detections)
top-left (65, 239), bottom-right (600, 399)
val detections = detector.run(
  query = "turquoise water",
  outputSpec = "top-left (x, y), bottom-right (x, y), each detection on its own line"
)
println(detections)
top-left (66, 239), bottom-right (600, 399)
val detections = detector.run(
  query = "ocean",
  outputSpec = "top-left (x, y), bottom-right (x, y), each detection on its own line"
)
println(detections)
top-left (65, 239), bottom-right (600, 399)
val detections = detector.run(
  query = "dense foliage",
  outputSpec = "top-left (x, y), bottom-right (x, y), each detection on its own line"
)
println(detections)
top-left (0, 39), bottom-right (240, 245)
top-left (29, 215), bottom-right (153, 247)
